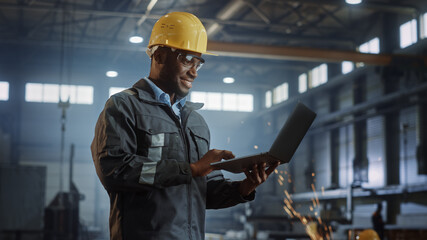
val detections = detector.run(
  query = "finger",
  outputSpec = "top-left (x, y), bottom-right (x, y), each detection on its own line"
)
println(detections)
top-left (259, 163), bottom-right (267, 182)
top-left (265, 161), bottom-right (280, 176)
top-left (265, 162), bottom-right (279, 176)
top-left (258, 162), bottom-right (266, 172)
top-left (251, 164), bottom-right (262, 183)
top-left (203, 150), bottom-right (229, 165)
top-left (221, 150), bottom-right (235, 160)
top-left (246, 166), bottom-right (259, 182)
top-left (206, 149), bottom-right (221, 160)
top-left (244, 169), bottom-right (256, 182)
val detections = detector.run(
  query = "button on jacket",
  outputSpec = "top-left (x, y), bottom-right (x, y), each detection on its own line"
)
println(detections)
top-left (91, 78), bottom-right (254, 240)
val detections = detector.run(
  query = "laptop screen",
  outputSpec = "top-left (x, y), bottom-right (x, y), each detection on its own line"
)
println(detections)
top-left (269, 102), bottom-right (317, 163)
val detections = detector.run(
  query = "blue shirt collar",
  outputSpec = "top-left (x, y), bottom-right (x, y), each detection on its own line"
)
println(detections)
top-left (144, 77), bottom-right (187, 114)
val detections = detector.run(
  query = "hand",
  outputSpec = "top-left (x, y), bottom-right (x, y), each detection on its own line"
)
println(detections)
top-left (239, 161), bottom-right (280, 197)
top-left (190, 149), bottom-right (235, 177)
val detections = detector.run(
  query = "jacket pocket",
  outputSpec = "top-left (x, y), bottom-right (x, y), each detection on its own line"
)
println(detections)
top-left (136, 114), bottom-right (179, 161)
top-left (188, 125), bottom-right (210, 160)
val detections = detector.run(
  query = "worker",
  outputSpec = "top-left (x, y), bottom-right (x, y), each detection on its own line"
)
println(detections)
top-left (357, 229), bottom-right (380, 240)
top-left (371, 203), bottom-right (385, 239)
top-left (91, 12), bottom-right (279, 240)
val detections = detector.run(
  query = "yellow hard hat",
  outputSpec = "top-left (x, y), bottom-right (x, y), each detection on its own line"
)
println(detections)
top-left (148, 12), bottom-right (215, 55)
top-left (357, 229), bottom-right (380, 240)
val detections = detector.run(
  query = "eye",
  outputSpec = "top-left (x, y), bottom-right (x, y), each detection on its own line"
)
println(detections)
top-left (184, 55), bottom-right (193, 63)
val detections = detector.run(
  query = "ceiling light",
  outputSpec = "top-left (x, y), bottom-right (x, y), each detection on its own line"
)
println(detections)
top-left (106, 71), bottom-right (118, 78)
top-left (129, 35), bottom-right (143, 44)
top-left (345, 0), bottom-right (362, 4)
top-left (223, 77), bottom-right (235, 84)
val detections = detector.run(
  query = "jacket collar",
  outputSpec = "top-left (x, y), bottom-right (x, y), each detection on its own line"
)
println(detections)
top-left (132, 78), bottom-right (157, 102)
top-left (132, 78), bottom-right (204, 111)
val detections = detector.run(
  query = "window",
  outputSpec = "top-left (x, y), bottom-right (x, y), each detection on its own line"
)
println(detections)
top-left (223, 93), bottom-right (238, 111)
top-left (109, 87), bottom-right (126, 97)
top-left (74, 85), bottom-right (93, 104)
top-left (191, 91), bottom-right (206, 103)
top-left (422, 13), bottom-right (427, 39)
top-left (0, 81), bottom-right (9, 101)
top-left (237, 94), bottom-right (253, 112)
top-left (400, 19), bottom-right (417, 48)
top-left (368, 38), bottom-right (380, 53)
top-left (265, 90), bottom-right (272, 108)
top-left (309, 64), bottom-right (327, 88)
top-left (342, 61), bottom-right (354, 74)
top-left (358, 37), bottom-right (380, 54)
top-left (25, 83), bottom-right (93, 104)
top-left (43, 84), bottom-right (59, 103)
top-left (273, 82), bottom-right (288, 104)
top-left (205, 92), bottom-right (222, 110)
top-left (298, 73), bottom-right (307, 93)
top-left (190, 91), bottom-right (253, 112)
top-left (25, 83), bottom-right (43, 102)
top-left (297, 65), bottom-right (327, 94)
top-left (60, 85), bottom-right (93, 104)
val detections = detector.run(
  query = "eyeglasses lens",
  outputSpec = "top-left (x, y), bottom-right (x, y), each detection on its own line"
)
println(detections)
top-left (178, 53), bottom-right (205, 71)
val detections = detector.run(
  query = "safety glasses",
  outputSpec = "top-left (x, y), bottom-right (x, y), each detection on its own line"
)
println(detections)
top-left (147, 46), bottom-right (206, 71)
top-left (175, 51), bottom-right (205, 71)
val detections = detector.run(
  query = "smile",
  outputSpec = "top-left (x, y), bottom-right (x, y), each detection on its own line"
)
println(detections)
top-left (181, 79), bottom-right (193, 89)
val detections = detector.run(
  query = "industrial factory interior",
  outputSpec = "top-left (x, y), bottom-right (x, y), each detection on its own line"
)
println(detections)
top-left (1, 0), bottom-right (427, 239)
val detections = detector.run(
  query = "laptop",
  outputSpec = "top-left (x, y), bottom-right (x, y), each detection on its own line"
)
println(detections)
top-left (210, 102), bottom-right (317, 173)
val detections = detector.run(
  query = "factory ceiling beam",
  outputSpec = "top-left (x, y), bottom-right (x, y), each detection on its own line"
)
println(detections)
top-left (219, 31), bottom-right (354, 47)
top-left (320, 6), bottom-right (347, 29)
top-left (207, 41), bottom-right (401, 65)
top-left (0, 3), bottom-right (359, 33)
top-left (2, 36), bottom-right (424, 67)
top-left (294, 6), bottom-right (342, 37)
top-left (206, 0), bottom-right (246, 37)
top-left (244, 0), bottom-right (271, 24)
top-left (268, 0), bottom-right (419, 14)
top-left (135, 0), bottom-right (158, 26)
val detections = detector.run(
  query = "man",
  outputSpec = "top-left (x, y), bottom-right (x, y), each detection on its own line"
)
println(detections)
top-left (91, 12), bottom-right (279, 240)
top-left (372, 203), bottom-right (384, 239)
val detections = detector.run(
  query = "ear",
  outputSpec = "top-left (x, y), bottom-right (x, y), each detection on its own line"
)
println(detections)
top-left (152, 48), bottom-right (167, 64)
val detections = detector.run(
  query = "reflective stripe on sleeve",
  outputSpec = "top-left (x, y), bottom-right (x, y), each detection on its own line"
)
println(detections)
top-left (139, 162), bottom-right (157, 185)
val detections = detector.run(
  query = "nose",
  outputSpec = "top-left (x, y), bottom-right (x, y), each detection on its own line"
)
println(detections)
top-left (188, 65), bottom-right (198, 78)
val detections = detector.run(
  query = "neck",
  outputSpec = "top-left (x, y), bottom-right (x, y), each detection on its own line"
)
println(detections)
top-left (147, 76), bottom-right (177, 104)
top-left (169, 95), bottom-right (176, 105)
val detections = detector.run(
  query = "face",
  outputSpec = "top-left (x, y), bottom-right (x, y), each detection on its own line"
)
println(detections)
top-left (156, 48), bottom-right (203, 99)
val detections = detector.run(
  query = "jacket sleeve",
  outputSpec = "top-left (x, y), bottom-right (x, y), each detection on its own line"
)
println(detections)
top-left (205, 170), bottom-right (255, 209)
top-left (91, 95), bottom-right (192, 192)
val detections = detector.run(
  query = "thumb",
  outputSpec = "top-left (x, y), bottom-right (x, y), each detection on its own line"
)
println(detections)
top-left (221, 150), bottom-right (235, 160)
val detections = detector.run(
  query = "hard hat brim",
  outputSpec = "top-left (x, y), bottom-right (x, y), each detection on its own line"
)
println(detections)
top-left (203, 51), bottom-right (218, 56)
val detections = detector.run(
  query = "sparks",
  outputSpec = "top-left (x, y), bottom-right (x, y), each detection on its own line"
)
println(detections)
top-left (278, 178), bottom-right (332, 239)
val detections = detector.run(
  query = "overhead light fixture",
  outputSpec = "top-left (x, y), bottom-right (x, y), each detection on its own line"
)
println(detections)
top-left (223, 77), bottom-right (235, 84)
top-left (346, 0), bottom-right (362, 4)
top-left (106, 71), bottom-right (118, 78)
top-left (129, 35), bottom-right (143, 44)
top-left (129, 26), bottom-right (144, 44)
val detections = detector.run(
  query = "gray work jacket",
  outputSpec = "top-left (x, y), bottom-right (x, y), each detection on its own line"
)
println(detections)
top-left (91, 79), bottom-right (254, 240)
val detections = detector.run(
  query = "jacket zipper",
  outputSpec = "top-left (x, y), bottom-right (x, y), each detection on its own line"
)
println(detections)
top-left (157, 102), bottom-right (195, 239)
top-left (168, 106), bottom-right (192, 240)
top-left (181, 119), bottom-right (193, 240)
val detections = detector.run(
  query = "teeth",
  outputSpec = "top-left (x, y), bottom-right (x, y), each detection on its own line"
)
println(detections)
top-left (182, 79), bottom-right (192, 88)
